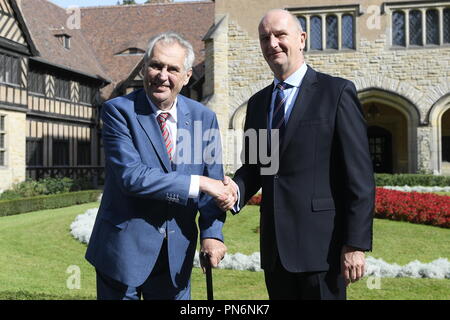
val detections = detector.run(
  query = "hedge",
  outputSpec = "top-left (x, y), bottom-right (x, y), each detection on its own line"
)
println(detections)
top-left (0, 190), bottom-right (102, 217)
top-left (375, 174), bottom-right (450, 187)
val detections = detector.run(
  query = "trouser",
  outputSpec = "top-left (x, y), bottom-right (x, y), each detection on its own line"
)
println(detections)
top-left (264, 255), bottom-right (346, 300)
top-left (96, 240), bottom-right (190, 300)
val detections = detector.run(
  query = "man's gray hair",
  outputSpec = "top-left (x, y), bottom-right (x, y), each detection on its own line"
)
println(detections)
top-left (144, 32), bottom-right (195, 72)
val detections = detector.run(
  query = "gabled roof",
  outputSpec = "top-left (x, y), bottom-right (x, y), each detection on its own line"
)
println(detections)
top-left (79, 1), bottom-right (214, 96)
top-left (1, 0), bottom-right (38, 55)
top-left (18, 0), bottom-right (109, 82)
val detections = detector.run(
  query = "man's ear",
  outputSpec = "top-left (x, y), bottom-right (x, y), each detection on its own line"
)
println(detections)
top-left (184, 68), bottom-right (193, 86)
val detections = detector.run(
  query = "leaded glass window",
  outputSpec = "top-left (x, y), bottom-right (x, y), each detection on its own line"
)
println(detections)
top-left (444, 8), bottom-right (450, 44)
top-left (342, 14), bottom-right (354, 49)
top-left (426, 9), bottom-right (439, 45)
top-left (393, 11), bottom-right (406, 46)
top-left (409, 10), bottom-right (423, 46)
top-left (326, 15), bottom-right (338, 49)
top-left (310, 16), bottom-right (322, 50)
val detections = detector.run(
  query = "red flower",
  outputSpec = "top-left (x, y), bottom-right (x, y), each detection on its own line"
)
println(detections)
top-left (247, 188), bottom-right (450, 228)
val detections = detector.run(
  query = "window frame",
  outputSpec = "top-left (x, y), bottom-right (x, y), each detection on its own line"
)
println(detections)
top-left (26, 137), bottom-right (44, 167)
top-left (0, 115), bottom-right (6, 167)
top-left (77, 140), bottom-right (91, 166)
top-left (28, 69), bottom-right (46, 96)
top-left (79, 83), bottom-right (93, 105)
top-left (385, 1), bottom-right (450, 49)
top-left (54, 77), bottom-right (71, 101)
top-left (0, 52), bottom-right (21, 86)
top-left (291, 5), bottom-right (360, 53)
top-left (52, 138), bottom-right (70, 167)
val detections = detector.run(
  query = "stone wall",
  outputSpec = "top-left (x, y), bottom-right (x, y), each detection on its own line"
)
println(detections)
top-left (0, 110), bottom-right (26, 192)
top-left (205, 14), bottom-right (450, 173)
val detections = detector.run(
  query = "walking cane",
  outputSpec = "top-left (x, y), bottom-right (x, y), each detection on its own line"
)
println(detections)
top-left (200, 252), bottom-right (214, 300)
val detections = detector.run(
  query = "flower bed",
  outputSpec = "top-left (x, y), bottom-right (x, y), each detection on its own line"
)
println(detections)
top-left (247, 188), bottom-right (450, 228)
top-left (375, 187), bottom-right (450, 228)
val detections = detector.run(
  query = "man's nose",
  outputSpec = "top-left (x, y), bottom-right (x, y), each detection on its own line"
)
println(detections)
top-left (158, 68), bottom-right (169, 80)
top-left (269, 34), bottom-right (278, 48)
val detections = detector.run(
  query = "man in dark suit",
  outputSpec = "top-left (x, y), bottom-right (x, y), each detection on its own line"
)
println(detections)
top-left (222, 9), bottom-right (375, 300)
top-left (86, 32), bottom-right (235, 300)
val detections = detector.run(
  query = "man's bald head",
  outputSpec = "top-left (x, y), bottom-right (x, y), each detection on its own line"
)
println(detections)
top-left (259, 9), bottom-right (303, 33)
top-left (258, 9), bottom-right (307, 80)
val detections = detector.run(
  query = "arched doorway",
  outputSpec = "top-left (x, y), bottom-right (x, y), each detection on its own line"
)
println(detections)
top-left (362, 101), bottom-right (410, 173)
top-left (441, 108), bottom-right (450, 174)
top-left (368, 126), bottom-right (393, 173)
top-left (428, 94), bottom-right (450, 175)
top-left (359, 89), bottom-right (419, 173)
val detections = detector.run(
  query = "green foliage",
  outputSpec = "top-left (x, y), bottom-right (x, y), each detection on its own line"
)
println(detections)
top-left (0, 177), bottom-right (95, 200)
top-left (0, 190), bottom-right (101, 217)
top-left (375, 174), bottom-right (450, 187)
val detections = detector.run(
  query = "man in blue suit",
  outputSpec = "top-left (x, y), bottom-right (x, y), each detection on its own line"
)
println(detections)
top-left (86, 32), bottom-right (234, 300)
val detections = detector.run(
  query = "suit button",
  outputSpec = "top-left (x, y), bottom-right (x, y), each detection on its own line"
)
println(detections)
top-left (274, 175), bottom-right (279, 179)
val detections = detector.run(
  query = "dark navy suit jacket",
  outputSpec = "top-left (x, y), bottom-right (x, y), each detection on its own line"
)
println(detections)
top-left (86, 89), bottom-right (225, 288)
top-left (233, 66), bottom-right (375, 273)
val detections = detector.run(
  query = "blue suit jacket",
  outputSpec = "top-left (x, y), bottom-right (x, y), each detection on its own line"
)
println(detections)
top-left (85, 89), bottom-right (226, 288)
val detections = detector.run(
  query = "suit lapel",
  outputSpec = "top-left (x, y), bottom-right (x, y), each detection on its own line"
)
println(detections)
top-left (135, 90), bottom-right (172, 172)
top-left (174, 97), bottom-right (192, 173)
top-left (261, 83), bottom-right (273, 131)
top-left (281, 66), bottom-right (318, 155)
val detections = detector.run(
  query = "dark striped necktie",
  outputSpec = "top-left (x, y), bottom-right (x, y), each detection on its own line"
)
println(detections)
top-left (272, 82), bottom-right (290, 141)
top-left (157, 112), bottom-right (173, 161)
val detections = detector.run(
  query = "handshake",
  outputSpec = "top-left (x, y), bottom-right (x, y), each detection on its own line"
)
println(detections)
top-left (199, 176), bottom-right (239, 212)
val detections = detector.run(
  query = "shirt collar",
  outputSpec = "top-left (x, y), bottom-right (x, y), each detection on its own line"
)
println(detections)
top-left (146, 95), bottom-right (178, 123)
top-left (273, 62), bottom-right (307, 91)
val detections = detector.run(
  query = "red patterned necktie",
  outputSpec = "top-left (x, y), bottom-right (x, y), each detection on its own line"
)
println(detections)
top-left (157, 112), bottom-right (173, 161)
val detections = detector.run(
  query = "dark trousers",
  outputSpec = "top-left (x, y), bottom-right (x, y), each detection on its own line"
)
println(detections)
top-left (96, 240), bottom-right (190, 300)
top-left (264, 256), bottom-right (346, 300)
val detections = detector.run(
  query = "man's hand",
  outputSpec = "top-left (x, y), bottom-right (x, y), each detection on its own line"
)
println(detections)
top-left (341, 245), bottom-right (366, 286)
top-left (216, 176), bottom-right (239, 211)
top-left (200, 238), bottom-right (227, 273)
top-left (199, 176), bottom-right (238, 211)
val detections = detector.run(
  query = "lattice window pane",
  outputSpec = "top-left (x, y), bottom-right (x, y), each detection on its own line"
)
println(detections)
top-left (29, 71), bottom-right (45, 95)
top-left (426, 10), bottom-right (439, 45)
top-left (11, 57), bottom-right (19, 84)
top-left (393, 11), bottom-right (406, 46)
top-left (298, 16), bottom-right (306, 32)
top-left (444, 8), bottom-right (450, 44)
top-left (77, 140), bottom-right (91, 165)
top-left (0, 151), bottom-right (4, 166)
top-left (342, 14), bottom-right (354, 49)
top-left (0, 54), bottom-right (4, 82)
top-left (53, 139), bottom-right (70, 166)
top-left (298, 16), bottom-right (307, 51)
top-left (326, 15), bottom-right (338, 49)
top-left (26, 138), bottom-right (43, 166)
top-left (310, 16), bottom-right (322, 50)
top-left (0, 116), bottom-right (4, 131)
top-left (409, 10), bottom-right (423, 45)
top-left (0, 134), bottom-right (4, 149)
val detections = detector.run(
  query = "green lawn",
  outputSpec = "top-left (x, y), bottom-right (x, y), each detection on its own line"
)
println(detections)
top-left (0, 203), bottom-right (449, 300)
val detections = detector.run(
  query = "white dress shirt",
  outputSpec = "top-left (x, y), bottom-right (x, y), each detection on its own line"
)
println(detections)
top-left (269, 62), bottom-right (308, 128)
top-left (234, 63), bottom-right (308, 212)
top-left (146, 95), bottom-right (199, 198)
